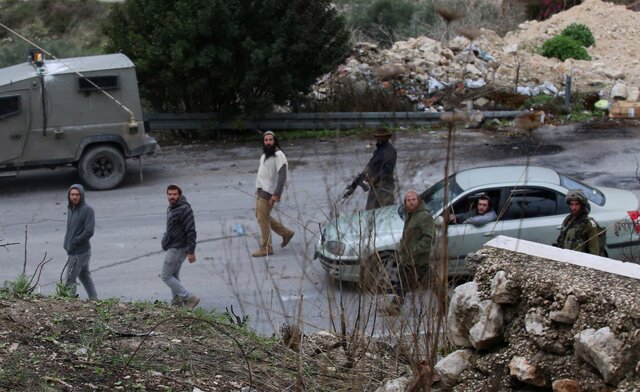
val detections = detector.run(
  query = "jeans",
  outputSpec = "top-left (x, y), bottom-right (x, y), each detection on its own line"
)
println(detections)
top-left (161, 247), bottom-right (190, 300)
top-left (65, 250), bottom-right (97, 299)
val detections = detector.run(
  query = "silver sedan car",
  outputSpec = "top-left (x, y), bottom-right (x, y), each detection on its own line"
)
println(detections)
top-left (315, 165), bottom-right (640, 283)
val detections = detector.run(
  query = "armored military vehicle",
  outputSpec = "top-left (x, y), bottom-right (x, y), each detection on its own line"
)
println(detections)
top-left (0, 52), bottom-right (156, 190)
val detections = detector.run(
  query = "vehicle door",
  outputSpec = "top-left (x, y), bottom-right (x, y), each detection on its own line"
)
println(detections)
top-left (497, 187), bottom-right (570, 247)
top-left (446, 188), bottom-right (504, 261)
top-left (0, 91), bottom-right (29, 164)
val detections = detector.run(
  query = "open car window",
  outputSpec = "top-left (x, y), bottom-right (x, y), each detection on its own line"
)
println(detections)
top-left (449, 189), bottom-right (501, 225)
top-left (501, 188), bottom-right (569, 220)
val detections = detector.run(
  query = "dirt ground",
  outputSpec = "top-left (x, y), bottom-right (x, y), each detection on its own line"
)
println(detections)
top-left (0, 296), bottom-right (408, 391)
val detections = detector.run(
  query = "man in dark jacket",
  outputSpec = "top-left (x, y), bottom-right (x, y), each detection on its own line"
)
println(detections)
top-left (63, 184), bottom-right (97, 299)
top-left (384, 190), bottom-right (435, 313)
top-left (556, 189), bottom-right (602, 255)
top-left (161, 184), bottom-right (199, 308)
top-left (364, 128), bottom-right (397, 210)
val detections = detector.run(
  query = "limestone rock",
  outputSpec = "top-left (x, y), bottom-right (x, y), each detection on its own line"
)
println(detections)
top-left (525, 311), bottom-right (546, 336)
top-left (469, 300), bottom-right (503, 350)
top-left (627, 86), bottom-right (639, 101)
top-left (550, 295), bottom-right (580, 324)
top-left (447, 281), bottom-right (481, 348)
top-left (574, 327), bottom-right (626, 385)
top-left (509, 355), bottom-right (550, 387)
top-left (552, 379), bottom-right (582, 392)
top-left (490, 270), bottom-right (520, 304)
top-left (611, 82), bottom-right (628, 99)
top-left (374, 376), bottom-right (412, 392)
top-left (434, 349), bottom-right (473, 388)
top-left (448, 36), bottom-right (470, 52)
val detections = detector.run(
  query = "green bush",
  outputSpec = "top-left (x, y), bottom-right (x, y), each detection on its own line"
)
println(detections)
top-left (540, 35), bottom-right (591, 61)
top-left (561, 23), bottom-right (595, 47)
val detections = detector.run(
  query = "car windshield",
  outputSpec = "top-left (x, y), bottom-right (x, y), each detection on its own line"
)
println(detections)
top-left (420, 175), bottom-right (463, 213)
top-left (559, 174), bottom-right (605, 206)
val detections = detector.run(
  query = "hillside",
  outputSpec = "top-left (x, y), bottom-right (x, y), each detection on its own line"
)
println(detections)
top-left (0, 0), bottom-right (110, 67)
top-left (0, 295), bottom-right (404, 391)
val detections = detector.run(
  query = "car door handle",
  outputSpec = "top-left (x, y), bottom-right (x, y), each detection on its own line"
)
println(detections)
top-left (556, 225), bottom-right (562, 230)
top-left (483, 231), bottom-right (497, 237)
top-left (10, 134), bottom-right (22, 140)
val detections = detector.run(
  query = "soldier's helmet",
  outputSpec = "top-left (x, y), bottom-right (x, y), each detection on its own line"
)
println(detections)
top-left (565, 189), bottom-right (590, 212)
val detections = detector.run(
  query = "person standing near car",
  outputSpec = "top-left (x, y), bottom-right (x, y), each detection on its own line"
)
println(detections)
top-left (364, 128), bottom-right (397, 210)
top-left (384, 190), bottom-right (435, 313)
top-left (556, 189), bottom-right (601, 255)
top-left (345, 128), bottom-right (398, 210)
top-left (161, 184), bottom-right (199, 308)
top-left (253, 130), bottom-right (295, 257)
top-left (63, 184), bottom-right (97, 300)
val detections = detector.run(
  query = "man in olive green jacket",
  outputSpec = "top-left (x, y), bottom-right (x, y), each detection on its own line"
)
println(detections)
top-left (556, 189), bottom-right (602, 255)
top-left (385, 190), bottom-right (436, 313)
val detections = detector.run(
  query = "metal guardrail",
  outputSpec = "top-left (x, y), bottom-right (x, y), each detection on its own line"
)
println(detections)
top-left (143, 111), bottom-right (525, 131)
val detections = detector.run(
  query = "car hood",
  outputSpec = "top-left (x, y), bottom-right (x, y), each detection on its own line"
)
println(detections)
top-left (322, 205), bottom-right (404, 256)
top-left (600, 186), bottom-right (639, 212)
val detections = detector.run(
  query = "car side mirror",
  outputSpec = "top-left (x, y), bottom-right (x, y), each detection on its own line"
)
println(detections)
top-left (435, 215), bottom-right (444, 227)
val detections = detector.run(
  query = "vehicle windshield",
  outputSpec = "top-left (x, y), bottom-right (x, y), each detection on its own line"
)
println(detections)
top-left (420, 175), bottom-right (463, 213)
top-left (559, 174), bottom-right (605, 206)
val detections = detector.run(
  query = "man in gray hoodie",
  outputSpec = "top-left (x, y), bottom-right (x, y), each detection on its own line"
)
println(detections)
top-left (161, 184), bottom-right (199, 308)
top-left (63, 184), bottom-right (97, 299)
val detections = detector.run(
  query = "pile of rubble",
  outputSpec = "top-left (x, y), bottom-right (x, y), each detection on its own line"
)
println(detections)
top-left (315, 0), bottom-right (640, 111)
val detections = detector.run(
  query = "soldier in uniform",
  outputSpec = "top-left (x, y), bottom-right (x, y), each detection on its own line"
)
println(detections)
top-left (556, 189), bottom-right (601, 255)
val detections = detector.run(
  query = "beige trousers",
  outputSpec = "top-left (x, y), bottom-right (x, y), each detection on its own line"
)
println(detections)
top-left (255, 198), bottom-right (292, 250)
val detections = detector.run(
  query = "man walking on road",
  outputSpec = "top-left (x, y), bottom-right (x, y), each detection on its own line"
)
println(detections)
top-left (161, 184), bottom-right (199, 307)
top-left (63, 184), bottom-right (97, 300)
top-left (253, 130), bottom-right (295, 257)
top-left (364, 128), bottom-right (397, 210)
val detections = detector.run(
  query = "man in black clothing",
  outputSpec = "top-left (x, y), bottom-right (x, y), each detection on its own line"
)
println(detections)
top-left (364, 128), bottom-right (397, 210)
top-left (161, 184), bottom-right (199, 308)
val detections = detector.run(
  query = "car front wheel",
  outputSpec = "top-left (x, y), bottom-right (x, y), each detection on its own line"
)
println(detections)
top-left (359, 251), bottom-right (397, 293)
top-left (78, 145), bottom-right (126, 190)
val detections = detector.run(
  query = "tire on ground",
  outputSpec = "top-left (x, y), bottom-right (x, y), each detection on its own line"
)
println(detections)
top-left (359, 251), bottom-right (396, 293)
top-left (78, 145), bottom-right (126, 190)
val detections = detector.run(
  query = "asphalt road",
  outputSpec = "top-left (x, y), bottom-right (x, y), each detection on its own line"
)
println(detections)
top-left (2, 122), bottom-right (639, 334)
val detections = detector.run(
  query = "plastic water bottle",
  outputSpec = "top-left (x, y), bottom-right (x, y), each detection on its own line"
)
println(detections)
top-left (235, 223), bottom-right (244, 236)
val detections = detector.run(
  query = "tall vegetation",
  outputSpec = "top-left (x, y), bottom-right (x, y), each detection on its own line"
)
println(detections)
top-left (103, 0), bottom-right (351, 114)
top-left (0, 0), bottom-right (109, 68)
top-left (334, 0), bottom-right (526, 46)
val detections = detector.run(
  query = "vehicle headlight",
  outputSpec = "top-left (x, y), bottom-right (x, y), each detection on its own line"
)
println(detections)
top-left (324, 241), bottom-right (346, 256)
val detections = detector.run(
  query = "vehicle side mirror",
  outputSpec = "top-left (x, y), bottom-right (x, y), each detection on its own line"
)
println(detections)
top-left (435, 215), bottom-right (444, 227)
top-left (397, 204), bottom-right (406, 221)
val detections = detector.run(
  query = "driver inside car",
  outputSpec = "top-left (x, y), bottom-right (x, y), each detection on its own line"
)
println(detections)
top-left (450, 194), bottom-right (497, 226)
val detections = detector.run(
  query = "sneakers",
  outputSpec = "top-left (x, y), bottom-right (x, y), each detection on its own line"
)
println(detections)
top-left (185, 295), bottom-right (200, 308)
top-left (252, 247), bottom-right (274, 257)
top-left (281, 231), bottom-right (295, 248)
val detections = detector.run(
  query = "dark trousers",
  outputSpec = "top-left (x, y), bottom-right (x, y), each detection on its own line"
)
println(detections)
top-left (389, 263), bottom-right (431, 299)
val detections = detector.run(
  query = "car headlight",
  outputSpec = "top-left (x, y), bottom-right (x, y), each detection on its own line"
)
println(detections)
top-left (324, 241), bottom-right (346, 256)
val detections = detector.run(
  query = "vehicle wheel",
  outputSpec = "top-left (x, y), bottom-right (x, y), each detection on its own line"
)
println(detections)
top-left (78, 145), bottom-right (126, 190)
top-left (359, 251), bottom-right (397, 293)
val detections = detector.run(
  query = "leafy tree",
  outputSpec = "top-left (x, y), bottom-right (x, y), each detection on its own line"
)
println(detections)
top-left (104, 0), bottom-right (351, 113)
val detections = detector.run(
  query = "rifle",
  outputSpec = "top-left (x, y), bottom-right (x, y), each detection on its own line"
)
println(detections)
top-left (342, 172), bottom-right (370, 200)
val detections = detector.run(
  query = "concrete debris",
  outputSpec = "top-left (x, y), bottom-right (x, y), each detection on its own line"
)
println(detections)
top-left (312, 0), bottom-right (640, 112)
